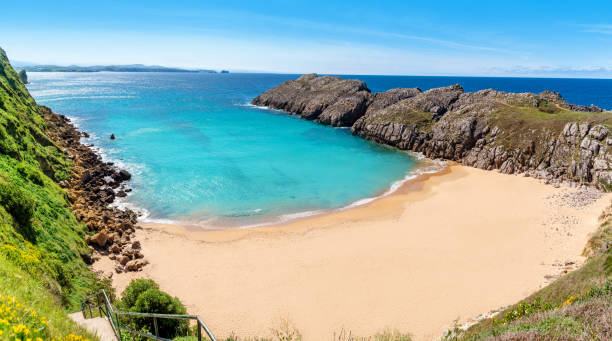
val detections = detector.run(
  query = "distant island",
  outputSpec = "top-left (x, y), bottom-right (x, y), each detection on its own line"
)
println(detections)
top-left (21, 64), bottom-right (219, 73)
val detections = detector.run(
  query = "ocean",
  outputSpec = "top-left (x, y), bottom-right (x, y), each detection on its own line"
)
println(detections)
top-left (26, 72), bottom-right (612, 227)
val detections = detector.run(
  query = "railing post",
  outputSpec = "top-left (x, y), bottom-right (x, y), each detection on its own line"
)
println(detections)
top-left (197, 320), bottom-right (202, 341)
top-left (129, 314), bottom-right (135, 339)
top-left (153, 316), bottom-right (159, 337)
top-left (97, 295), bottom-right (103, 317)
top-left (115, 312), bottom-right (122, 340)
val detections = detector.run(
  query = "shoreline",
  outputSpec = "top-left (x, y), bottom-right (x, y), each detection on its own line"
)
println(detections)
top-left (142, 162), bottom-right (454, 240)
top-left (41, 106), bottom-right (146, 273)
top-left (137, 155), bottom-right (446, 231)
top-left (95, 164), bottom-right (612, 340)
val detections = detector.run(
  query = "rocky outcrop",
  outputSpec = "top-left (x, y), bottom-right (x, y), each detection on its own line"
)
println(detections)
top-left (41, 106), bottom-right (146, 272)
top-left (252, 73), bottom-right (371, 127)
top-left (253, 74), bottom-right (612, 188)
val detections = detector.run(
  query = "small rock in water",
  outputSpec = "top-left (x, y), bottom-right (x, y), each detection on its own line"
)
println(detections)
top-left (110, 133), bottom-right (116, 140)
top-left (118, 169), bottom-right (131, 181)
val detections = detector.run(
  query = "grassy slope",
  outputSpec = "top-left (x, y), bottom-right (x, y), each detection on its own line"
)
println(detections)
top-left (0, 47), bottom-right (101, 339)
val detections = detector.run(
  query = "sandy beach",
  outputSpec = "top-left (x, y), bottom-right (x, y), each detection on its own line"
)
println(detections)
top-left (95, 164), bottom-right (611, 340)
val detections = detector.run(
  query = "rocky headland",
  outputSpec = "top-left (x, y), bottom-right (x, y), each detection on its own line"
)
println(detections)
top-left (253, 74), bottom-right (612, 188)
top-left (40, 106), bottom-right (147, 274)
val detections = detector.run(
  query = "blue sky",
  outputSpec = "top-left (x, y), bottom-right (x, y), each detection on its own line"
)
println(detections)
top-left (3, 1), bottom-right (612, 76)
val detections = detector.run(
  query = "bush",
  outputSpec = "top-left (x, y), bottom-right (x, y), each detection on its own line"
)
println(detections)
top-left (121, 278), bottom-right (159, 309)
top-left (0, 180), bottom-right (35, 228)
top-left (18, 69), bottom-right (28, 84)
top-left (537, 100), bottom-right (559, 114)
top-left (16, 162), bottom-right (45, 186)
top-left (131, 288), bottom-right (189, 339)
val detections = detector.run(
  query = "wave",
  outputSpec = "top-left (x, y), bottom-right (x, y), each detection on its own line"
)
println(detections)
top-left (342, 156), bottom-right (444, 210)
top-left (242, 102), bottom-right (292, 114)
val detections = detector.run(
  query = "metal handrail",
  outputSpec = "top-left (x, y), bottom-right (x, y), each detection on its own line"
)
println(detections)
top-left (81, 289), bottom-right (217, 341)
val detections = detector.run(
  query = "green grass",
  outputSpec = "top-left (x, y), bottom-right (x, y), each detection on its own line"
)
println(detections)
top-left (0, 47), bottom-right (103, 309)
top-left (0, 46), bottom-right (103, 339)
top-left (448, 280), bottom-right (612, 340)
top-left (0, 253), bottom-right (96, 340)
top-left (491, 101), bottom-right (612, 132)
top-left (370, 104), bottom-right (434, 132)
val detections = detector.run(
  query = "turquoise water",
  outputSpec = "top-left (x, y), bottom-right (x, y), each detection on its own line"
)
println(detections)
top-left (27, 72), bottom-right (419, 227)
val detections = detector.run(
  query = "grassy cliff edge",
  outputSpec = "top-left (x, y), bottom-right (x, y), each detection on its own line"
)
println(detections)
top-left (0, 47), bottom-right (103, 339)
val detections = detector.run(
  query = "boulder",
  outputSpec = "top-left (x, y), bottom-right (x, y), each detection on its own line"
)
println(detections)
top-left (119, 255), bottom-right (130, 265)
top-left (89, 231), bottom-right (108, 247)
top-left (125, 259), bottom-right (148, 272)
top-left (118, 170), bottom-right (131, 181)
top-left (110, 244), bottom-right (120, 253)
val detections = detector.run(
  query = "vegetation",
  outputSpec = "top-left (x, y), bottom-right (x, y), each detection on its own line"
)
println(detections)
top-left (17, 70), bottom-right (27, 84)
top-left (174, 324), bottom-right (411, 341)
top-left (119, 279), bottom-right (159, 309)
top-left (333, 329), bottom-right (412, 341)
top-left (116, 279), bottom-right (189, 339)
top-left (371, 104), bottom-right (434, 132)
top-left (0, 47), bottom-right (99, 339)
top-left (0, 253), bottom-right (95, 340)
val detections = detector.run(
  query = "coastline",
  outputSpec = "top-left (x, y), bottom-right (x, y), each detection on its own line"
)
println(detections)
top-left (95, 164), bottom-right (612, 340)
top-left (41, 106), bottom-right (146, 272)
top-left (137, 154), bottom-right (445, 231)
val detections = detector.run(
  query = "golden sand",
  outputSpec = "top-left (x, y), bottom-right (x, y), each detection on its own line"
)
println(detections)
top-left (95, 165), bottom-right (611, 340)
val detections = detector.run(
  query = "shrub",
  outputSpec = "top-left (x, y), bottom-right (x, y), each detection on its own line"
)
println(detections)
top-left (537, 100), bottom-right (559, 114)
top-left (0, 180), bottom-right (35, 228)
top-left (18, 69), bottom-right (28, 84)
top-left (121, 278), bottom-right (159, 309)
top-left (131, 288), bottom-right (189, 339)
top-left (499, 297), bottom-right (554, 324)
top-left (16, 162), bottom-right (45, 186)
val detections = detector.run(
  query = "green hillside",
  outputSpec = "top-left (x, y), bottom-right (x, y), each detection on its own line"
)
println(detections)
top-left (0, 47), bottom-right (101, 340)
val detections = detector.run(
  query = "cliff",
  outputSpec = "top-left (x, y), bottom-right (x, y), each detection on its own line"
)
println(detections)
top-left (253, 74), bottom-right (612, 188)
top-left (0, 46), bottom-right (148, 339)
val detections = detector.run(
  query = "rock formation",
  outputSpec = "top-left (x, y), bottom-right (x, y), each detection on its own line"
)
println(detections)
top-left (252, 73), bottom-right (371, 127)
top-left (253, 74), bottom-right (612, 188)
top-left (41, 106), bottom-right (146, 272)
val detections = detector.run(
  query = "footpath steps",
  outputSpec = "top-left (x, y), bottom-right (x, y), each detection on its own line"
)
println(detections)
top-left (69, 312), bottom-right (116, 341)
